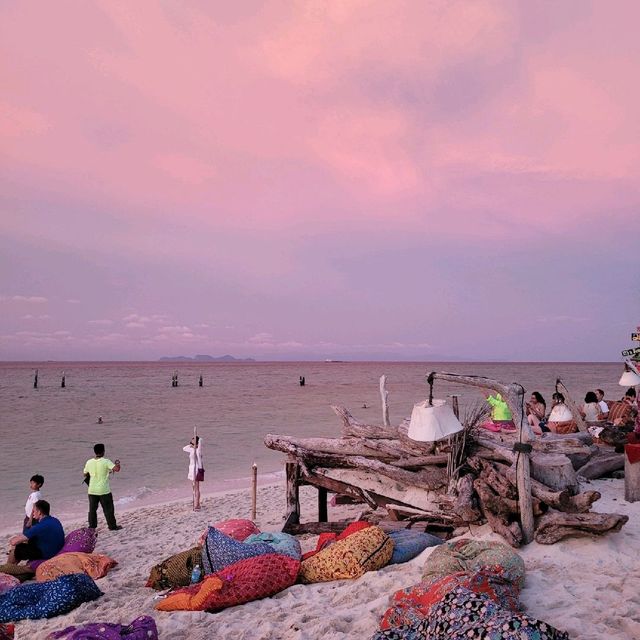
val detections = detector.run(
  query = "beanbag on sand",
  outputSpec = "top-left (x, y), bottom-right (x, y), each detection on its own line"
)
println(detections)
top-left (0, 576), bottom-right (19, 596)
top-left (202, 527), bottom-right (273, 575)
top-left (46, 614), bottom-right (158, 639)
top-left (198, 519), bottom-right (260, 545)
top-left (302, 521), bottom-right (371, 560)
top-left (243, 532), bottom-right (301, 561)
top-left (372, 586), bottom-right (569, 640)
top-left (146, 546), bottom-right (202, 591)
top-left (387, 530), bottom-right (442, 565)
top-left (28, 528), bottom-right (98, 572)
top-left (156, 553), bottom-right (299, 612)
top-left (36, 553), bottom-right (117, 582)
top-left (299, 525), bottom-right (393, 584)
top-left (0, 573), bottom-right (102, 622)
top-left (422, 538), bottom-right (525, 589)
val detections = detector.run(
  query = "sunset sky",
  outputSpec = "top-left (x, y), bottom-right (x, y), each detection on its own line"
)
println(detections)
top-left (1, 1), bottom-right (638, 361)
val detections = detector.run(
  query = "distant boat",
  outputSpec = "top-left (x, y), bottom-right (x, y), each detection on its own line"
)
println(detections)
top-left (325, 359), bottom-right (346, 363)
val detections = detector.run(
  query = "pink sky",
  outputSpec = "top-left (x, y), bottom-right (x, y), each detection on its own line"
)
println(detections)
top-left (0, 1), bottom-right (638, 361)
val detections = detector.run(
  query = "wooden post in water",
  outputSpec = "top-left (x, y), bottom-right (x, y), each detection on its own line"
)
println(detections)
top-left (199, 374), bottom-right (203, 387)
top-left (379, 375), bottom-right (390, 426)
top-left (61, 372), bottom-right (66, 388)
top-left (251, 462), bottom-right (258, 520)
top-left (33, 369), bottom-right (38, 389)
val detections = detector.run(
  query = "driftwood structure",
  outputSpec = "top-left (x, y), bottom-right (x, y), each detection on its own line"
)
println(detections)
top-left (264, 372), bottom-right (629, 547)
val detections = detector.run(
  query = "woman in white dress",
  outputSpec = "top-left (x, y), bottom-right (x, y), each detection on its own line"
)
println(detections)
top-left (182, 436), bottom-right (203, 511)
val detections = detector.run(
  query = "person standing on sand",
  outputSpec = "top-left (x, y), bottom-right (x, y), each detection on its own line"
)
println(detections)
top-left (84, 443), bottom-right (122, 530)
top-left (183, 436), bottom-right (203, 511)
top-left (23, 474), bottom-right (44, 533)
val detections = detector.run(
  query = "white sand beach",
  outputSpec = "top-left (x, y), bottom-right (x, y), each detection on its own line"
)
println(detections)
top-left (3, 478), bottom-right (640, 640)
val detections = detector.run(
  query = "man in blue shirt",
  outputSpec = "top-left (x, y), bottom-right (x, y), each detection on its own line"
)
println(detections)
top-left (7, 500), bottom-right (65, 564)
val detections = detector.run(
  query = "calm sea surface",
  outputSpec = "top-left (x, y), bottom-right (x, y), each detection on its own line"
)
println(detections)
top-left (0, 361), bottom-right (624, 531)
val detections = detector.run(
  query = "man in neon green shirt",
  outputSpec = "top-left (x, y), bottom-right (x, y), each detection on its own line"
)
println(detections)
top-left (84, 443), bottom-right (122, 531)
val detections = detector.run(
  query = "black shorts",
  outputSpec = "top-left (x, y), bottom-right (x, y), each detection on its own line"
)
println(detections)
top-left (14, 538), bottom-right (43, 561)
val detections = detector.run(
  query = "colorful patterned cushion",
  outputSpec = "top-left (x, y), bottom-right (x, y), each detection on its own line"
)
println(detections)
top-left (146, 546), bottom-right (202, 591)
top-left (299, 525), bottom-right (393, 584)
top-left (387, 530), bottom-right (443, 565)
top-left (302, 521), bottom-right (372, 560)
top-left (46, 615), bottom-right (158, 639)
top-left (36, 553), bottom-right (117, 582)
top-left (422, 538), bottom-right (525, 589)
top-left (198, 519), bottom-right (260, 545)
top-left (0, 565), bottom-right (34, 583)
top-left (0, 573), bottom-right (102, 622)
top-left (0, 576), bottom-right (19, 596)
top-left (373, 586), bottom-right (569, 639)
top-left (379, 569), bottom-right (522, 631)
top-left (28, 528), bottom-right (98, 572)
top-left (243, 532), bottom-right (302, 560)
top-left (156, 553), bottom-right (300, 612)
top-left (201, 527), bottom-right (273, 575)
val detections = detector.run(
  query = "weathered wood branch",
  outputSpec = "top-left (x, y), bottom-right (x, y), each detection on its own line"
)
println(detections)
top-left (576, 452), bottom-right (625, 480)
top-left (473, 478), bottom-right (523, 548)
top-left (534, 511), bottom-right (629, 544)
top-left (331, 406), bottom-right (398, 439)
top-left (454, 473), bottom-right (481, 523)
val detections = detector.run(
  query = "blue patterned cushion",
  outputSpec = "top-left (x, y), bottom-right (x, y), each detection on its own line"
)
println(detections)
top-left (243, 532), bottom-right (302, 561)
top-left (388, 530), bottom-right (443, 565)
top-left (202, 527), bottom-right (273, 575)
top-left (0, 573), bottom-right (102, 622)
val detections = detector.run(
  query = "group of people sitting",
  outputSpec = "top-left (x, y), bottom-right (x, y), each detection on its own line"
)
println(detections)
top-left (482, 386), bottom-right (639, 436)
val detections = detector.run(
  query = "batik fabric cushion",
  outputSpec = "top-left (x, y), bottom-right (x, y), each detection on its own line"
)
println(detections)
top-left (387, 530), bottom-right (443, 565)
top-left (146, 546), bottom-right (202, 590)
top-left (46, 615), bottom-right (158, 640)
top-left (28, 528), bottom-right (98, 572)
top-left (302, 521), bottom-right (372, 560)
top-left (243, 532), bottom-right (302, 561)
top-left (0, 576), bottom-right (19, 597)
top-left (201, 527), bottom-right (273, 575)
top-left (198, 519), bottom-right (260, 545)
top-left (0, 573), bottom-right (102, 622)
top-left (421, 538), bottom-right (525, 589)
top-left (156, 553), bottom-right (300, 612)
top-left (299, 525), bottom-right (393, 584)
top-left (36, 553), bottom-right (117, 582)
top-left (372, 586), bottom-right (569, 640)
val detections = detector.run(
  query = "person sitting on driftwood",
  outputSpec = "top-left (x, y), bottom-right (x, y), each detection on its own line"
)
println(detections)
top-left (607, 388), bottom-right (638, 428)
top-left (481, 393), bottom-right (516, 433)
top-left (580, 391), bottom-right (605, 424)
top-left (547, 392), bottom-right (578, 434)
top-left (526, 391), bottom-right (547, 435)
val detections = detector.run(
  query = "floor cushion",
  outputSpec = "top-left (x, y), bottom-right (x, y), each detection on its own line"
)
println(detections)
top-left (46, 614), bottom-right (158, 639)
top-left (0, 623), bottom-right (14, 640)
top-left (28, 528), bottom-right (98, 572)
top-left (302, 521), bottom-right (372, 560)
top-left (201, 527), bottom-right (273, 575)
top-left (378, 569), bottom-right (522, 632)
top-left (198, 519), bottom-right (260, 545)
top-left (299, 525), bottom-right (393, 584)
top-left (421, 538), bottom-right (525, 589)
top-left (373, 586), bottom-right (569, 640)
top-left (243, 532), bottom-right (302, 561)
top-left (36, 553), bottom-right (117, 582)
top-left (0, 566), bottom-right (34, 584)
top-left (0, 576), bottom-right (19, 596)
top-left (0, 573), bottom-right (102, 622)
top-left (156, 553), bottom-right (299, 612)
top-left (387, 530), bottom-right (443, 565)
top-left (146, 546), bottom-right (202, 591)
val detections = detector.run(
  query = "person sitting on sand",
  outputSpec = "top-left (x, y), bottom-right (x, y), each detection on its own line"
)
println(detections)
top-left (547, 392), bottom-right (578, 434)
top-left (183, 436), bottom-right (203, 511)
top-left (23, 474), bottom-right (44, 533)
top-left (7, 500), bottom-right (64, 565)
top-left (580, 391), bottom-right (604, 423)
top-left (608, 388), bottom-right (638, 427)
top-left (481, 393), bottom-right (516, 433)
top-left (595, 389), bottom-right (609, 420)
top-left (526, 392), bottom-right (547, 435)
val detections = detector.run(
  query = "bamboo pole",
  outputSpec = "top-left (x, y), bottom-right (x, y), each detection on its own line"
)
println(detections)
top-left (379, 375), bottom-right (390, 426)
top-left (193, 425), bottom-right (197, 511)
top-left (251, 462), bottom-right (258, 520)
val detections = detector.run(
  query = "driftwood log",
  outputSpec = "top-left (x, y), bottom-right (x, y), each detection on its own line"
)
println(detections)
top-left (534, 511), bottom-right (629, 544)
top-left (577, 452), bottom-right (625, 480)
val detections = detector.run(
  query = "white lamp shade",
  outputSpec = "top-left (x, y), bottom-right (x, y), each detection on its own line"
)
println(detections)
top-left (619, 369), bottom-right (640, 387)
top-left (408, 399), bottom-right (464, 442)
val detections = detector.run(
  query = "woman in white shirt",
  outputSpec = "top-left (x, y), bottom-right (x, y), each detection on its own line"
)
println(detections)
top-left (581, 391), bottom-right (603, 423)
top-left (182, 436), bottom-right (203, 511)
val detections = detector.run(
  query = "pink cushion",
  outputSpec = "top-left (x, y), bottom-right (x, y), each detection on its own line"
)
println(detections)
top-left (198, 519), bottom-right (260, 545)
top-left (28, 528), bottom-right (97, 571)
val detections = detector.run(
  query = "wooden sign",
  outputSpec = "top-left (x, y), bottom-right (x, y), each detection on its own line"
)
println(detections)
top-left (622, 347), bottom-right (640, 357)
top-left (633, 333), bottom-right (640, 342)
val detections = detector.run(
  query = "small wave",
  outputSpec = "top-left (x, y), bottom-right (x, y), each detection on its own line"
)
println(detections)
top-left (115, 486), bottom-right (154, 506)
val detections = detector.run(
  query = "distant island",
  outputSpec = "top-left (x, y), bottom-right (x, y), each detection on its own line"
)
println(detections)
top-left (159, 354), bottom-right (255, 362)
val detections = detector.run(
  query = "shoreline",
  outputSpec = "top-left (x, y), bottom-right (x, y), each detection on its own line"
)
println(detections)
top-left (1, 477), bottom-right (639, 639)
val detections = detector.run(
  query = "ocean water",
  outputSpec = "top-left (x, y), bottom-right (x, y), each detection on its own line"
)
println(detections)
top-left (0, 361), bottom-right (625, 531)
